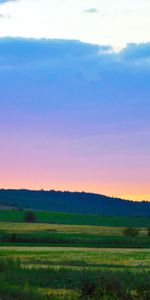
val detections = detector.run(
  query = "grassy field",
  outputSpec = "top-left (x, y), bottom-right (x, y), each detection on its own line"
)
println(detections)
top-left (0, 221), bottom-right (150, 248)
top-left (0, 247), bottom-right (150, 299)
top-left (0, 211), bottom-right (150, 299)
top-left (0, 209), bottom-right (150, 227)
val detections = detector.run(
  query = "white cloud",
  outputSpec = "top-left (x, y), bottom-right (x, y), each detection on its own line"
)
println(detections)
top-left (0, 0), bottom-right (16, 4)
top-left (84, 8), bottom-right (98, 14)
top-left (0, 0), bottom-right (150, 47)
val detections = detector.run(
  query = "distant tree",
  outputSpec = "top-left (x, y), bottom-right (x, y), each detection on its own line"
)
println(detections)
top-left (147, 228), bottom-right (150, 237)
top-left (24, 211), bottom-right (36, 223)
top-left (123, 227), bottom-right (140, 237)
top-left (11, 233), bottom-right (17, 242)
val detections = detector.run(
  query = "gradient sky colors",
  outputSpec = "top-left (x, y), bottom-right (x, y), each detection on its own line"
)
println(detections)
top-left (0, 1), bottom-right (150, 201)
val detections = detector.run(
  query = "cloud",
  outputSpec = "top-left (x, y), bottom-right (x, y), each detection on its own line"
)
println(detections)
top-left (0, 38), bottom-right (149, 109)
top-left (120, 43), bottom-right (150, 61)
top-left (0, 38), bottom-right (112, 70)
top-left (0, 13), bottom-right (10, 18)
top-left (0, 0), bottom-right (11, 2)
top-left (84, 8), bottom-right (98, 14)
top-left (122, 9), bottom-right (132, 14)
top-left (0, 0), bottom-right (16, 4)
top-left (0, 38), bottom-right (150, 74)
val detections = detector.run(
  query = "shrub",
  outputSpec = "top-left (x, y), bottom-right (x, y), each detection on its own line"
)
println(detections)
top-left (135, 275), bottom-right (150, 300)
top-left (147, 228), bottom-right (150, 237)
top-left (80, 274), bottom-right (97, 297)
top-left (80, 272), bottom-right (130, 300)
top-left (94, 272), bottom-right (129, 300)
top-left (0, 258), bottom-right (20, 272)
top-left (0, 259), bottom-right (7, 272)
top-left (11, 233), bottom-right (17, 242)
top-left (123, 227), bottom-right (140, 237)
top-left (24, 211), bottom-right (36, 223)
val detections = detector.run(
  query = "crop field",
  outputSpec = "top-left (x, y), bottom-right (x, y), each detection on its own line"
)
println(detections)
top-left (0, 247), bottom-right (150, 300)
top-left (0, 221), bottom-right (150, 248)
top-left (0, 209), bottom-right (150, 227)
top-left (0, 211), bottom-right (150, 299)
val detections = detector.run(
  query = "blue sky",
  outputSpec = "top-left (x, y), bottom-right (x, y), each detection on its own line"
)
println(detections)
top-left (0, 38), bottom-right (150, 200)
top-left (0, 1), bottom-right (150, 200)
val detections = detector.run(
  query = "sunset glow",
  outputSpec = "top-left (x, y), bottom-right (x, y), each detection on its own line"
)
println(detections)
top-left (0, 1), bottom-right (150, 201)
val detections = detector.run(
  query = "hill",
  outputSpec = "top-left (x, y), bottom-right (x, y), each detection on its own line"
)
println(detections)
top-left (0, 189), bottom-right (149, 217)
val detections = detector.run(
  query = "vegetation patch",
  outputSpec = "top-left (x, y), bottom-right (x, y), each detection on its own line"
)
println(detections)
top-left (0, 257), bottom-right (150, 300)
top-left (0, 209), bottom-right (150, 227)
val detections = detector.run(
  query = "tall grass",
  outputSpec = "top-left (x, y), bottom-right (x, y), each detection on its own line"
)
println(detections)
top-left (0, 258), bottom-right (150, 300)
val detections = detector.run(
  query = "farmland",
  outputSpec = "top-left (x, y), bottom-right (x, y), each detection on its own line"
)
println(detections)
top-left (0, 210), bottom-right (150, 299)
top-left (0, 209), bottom-right (150, 227)
top-left (0, 247), bottom-right (150, 299)
top-left (0, 220), bottom-right (150, 248)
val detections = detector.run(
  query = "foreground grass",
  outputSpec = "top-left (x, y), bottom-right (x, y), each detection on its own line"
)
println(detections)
top-left (0, 247), bottom-right (150, 300)
top-left (0, 210), bottom-right (150, 227)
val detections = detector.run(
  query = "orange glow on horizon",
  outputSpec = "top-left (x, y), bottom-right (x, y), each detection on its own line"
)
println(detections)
top-left (0, 181), bottom-right (149, 202)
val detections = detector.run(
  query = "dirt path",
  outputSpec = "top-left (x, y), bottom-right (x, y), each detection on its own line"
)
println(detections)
top-left (0, 246), bottom-right (149, 253)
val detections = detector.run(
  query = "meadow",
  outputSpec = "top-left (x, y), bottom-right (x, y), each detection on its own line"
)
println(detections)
top-left (0, 209), bottom-right (150, 227)
top-left (0, 247), bottom-right (150, 299)
top-left (0, 209), bottom-right (150, 248)
top-left (0, 210), bottom-right (150, 299)
top-left (0, 220), bottom-right (150, 248)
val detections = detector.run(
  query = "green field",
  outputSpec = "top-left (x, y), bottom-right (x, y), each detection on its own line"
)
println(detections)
top-left (0, 209), bottom-right (150, 227)
top-left (0, 210), bottom-right (150, 299)
top-left (0, 220), bottom-right (150, 248)
top-left (0, 247), bottom-right (150, 300)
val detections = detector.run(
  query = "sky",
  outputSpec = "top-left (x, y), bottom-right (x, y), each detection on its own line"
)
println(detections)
top-left (0, 0), bottom-right (150, 201)
top-left (0, 0), bottom-right (150, 47)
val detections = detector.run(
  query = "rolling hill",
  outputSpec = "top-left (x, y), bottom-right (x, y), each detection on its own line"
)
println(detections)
top-left (0, 189), bottom-right (149, 217)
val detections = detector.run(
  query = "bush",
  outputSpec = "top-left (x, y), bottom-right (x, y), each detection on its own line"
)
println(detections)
top-left (24, 211), bottom-right (36, 223)
top-left (11, 233), bottom-right (17, 242)
top-left (0, 259), bottom-right (7, 272)
top-left (123, 227), bottom-right (140, 237)
top-left (0, 258), bottom-right (20, 272)
top-left (147, 228), bottom-right (150, 237)
top-left (80, 274), bottom-right (97, 297)
top-left (80, 272), bottom-right (130, 300)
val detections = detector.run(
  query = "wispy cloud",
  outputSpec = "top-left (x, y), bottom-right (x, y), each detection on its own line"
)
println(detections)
top-left (0, 13), bottom-right (10, 18)
top-left (0, 0), bottom-right (16, 4)
top-left (122, 9), bottom-right (132, 14)
top-left (84, 8), bottom-right (98, 14)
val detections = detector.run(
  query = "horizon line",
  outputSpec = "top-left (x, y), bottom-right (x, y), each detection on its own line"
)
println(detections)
top-left (0, 187), bottom-right (149, 203)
